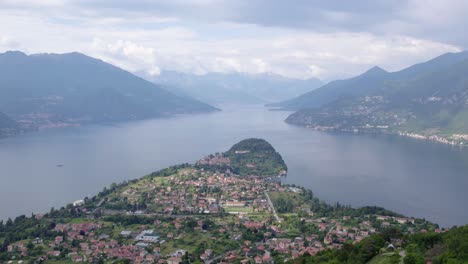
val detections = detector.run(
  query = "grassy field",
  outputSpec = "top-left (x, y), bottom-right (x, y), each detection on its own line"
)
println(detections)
top-left (159, 232), bottom-right (234, 255)
top-left (368, 253), bottom-right (400, 264)
top-left (223, 206), bottom-right (254, 213)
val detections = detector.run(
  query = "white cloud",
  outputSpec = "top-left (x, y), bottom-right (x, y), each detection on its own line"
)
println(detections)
top-left (86, 33), bottom-right (459, 81)
top-left (251, 58), bottom-right (269, 74)
top-left (308, 65), bottom-right (326, 78)
top-left (0, 36), bottom-right (20, 49)
top-left (0, 2), bottom-right (463, 81)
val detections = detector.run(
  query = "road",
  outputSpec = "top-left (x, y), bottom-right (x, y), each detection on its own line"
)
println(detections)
top-left (264, 191), bottom-right (280, 222)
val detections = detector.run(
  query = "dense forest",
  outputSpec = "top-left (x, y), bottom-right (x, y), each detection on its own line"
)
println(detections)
top-left (225, 138), bottom-right (287, 177)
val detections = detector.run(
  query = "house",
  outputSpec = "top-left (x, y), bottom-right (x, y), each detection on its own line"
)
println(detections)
top-left (32, 237), bottom-right (43, 244)
top-left (73, 200), bottom-right (85, 207)
top-left (55, 236), bottom-right (64, 244)
top-left (169, 249), bottom-right (187, 257)
top-left (48, 251), bottom-right (61, 257)
top-left (254, 256), bottom-right (263, 264)
top-left (225, 201), bottom-right (246, 207)
top-left (72, 255), bottom-right (84, 262)
top-left (135, 230), bottom-right (160, 243)
top-left (120, 230), bottom-right (132, 237)
top-left (167, 257), bottom-right (182, 264)
top-left (136, 242), bottom-right (149, 249)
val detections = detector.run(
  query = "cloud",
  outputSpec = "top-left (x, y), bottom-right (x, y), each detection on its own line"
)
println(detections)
top-left (0, 36), bottom-right (20, 49)
top-left (87, 33), bottom-right (459, 80)
top-left (308, 65), bottom-right (326, 78)
top-left (0, 0), bottom-right (464, 81)
top-left (62, 0), bottom-right (468, 47)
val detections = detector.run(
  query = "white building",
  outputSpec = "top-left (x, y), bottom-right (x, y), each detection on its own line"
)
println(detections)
top-left (135, 230), bottom-right (160, 243)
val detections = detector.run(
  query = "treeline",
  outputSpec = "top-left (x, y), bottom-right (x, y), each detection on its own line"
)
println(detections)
top-left (276, 184), bottom-right (408, 219)
top-left (0, 215), bottom-right (58, 253)
top-left (102, 215), bottom-right (156, 226)
top-left (291, 228), bottom-right (404, 263)
top-left (290, 225), bottom-right (468, 264)
top-left (403, 225), bottom-right (468, 264)
top-left (226, 138), bottom-right (287, 177)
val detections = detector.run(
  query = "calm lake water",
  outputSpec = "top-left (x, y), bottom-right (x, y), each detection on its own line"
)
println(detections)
top-left (0, 105), bottom-right (467, 227)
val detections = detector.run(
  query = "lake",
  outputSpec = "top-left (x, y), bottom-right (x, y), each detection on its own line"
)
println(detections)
top-left (0, 105), bottom-right (467, 227)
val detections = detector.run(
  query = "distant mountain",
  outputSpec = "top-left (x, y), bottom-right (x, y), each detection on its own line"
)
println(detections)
top-left (0, 51), bottom-right (217, 131)
top-left (145, 70), bottom-right (323, 106)
top-left (272, 51), bottom-right (468, 110)
top-left (0, 112), bottom-right (19, 137)
top-left (284, 51), bottom-right (468, 143)
top-left (269, 66), bottom-right (390, 110)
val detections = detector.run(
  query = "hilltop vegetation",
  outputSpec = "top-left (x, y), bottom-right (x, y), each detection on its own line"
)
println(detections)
top-left (0, 51), bottom-right (217, 134)
top-left (293, 225), bottom-right (468, 264)
top-left (225, 138), bottom-right (287, 177)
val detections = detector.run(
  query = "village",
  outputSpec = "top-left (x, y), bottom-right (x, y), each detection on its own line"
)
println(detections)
top-left (4, 153), bottom-right (439, 264)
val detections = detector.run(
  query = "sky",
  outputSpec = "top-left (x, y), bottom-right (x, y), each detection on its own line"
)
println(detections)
top-left (0, 0), bottom-right (466, 81)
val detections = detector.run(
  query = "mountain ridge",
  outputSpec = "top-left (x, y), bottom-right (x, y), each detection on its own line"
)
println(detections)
top-left (0, 50), bottom-right (218, 134)
top-left (271, 51), bottom-right (468, 110)
top-left (284, 51), bottom-right (468, 144)
top-left (146, 70), bottom-right (323, 106)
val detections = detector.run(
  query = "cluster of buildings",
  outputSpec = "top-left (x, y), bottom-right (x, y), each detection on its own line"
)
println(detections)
top-left (117, 167), bottom-right (274, 216)
top-left (5, 164), bottom-right (437, 263)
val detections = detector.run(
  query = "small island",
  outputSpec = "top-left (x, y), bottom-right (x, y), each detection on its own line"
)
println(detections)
top-left (0, 139), bottom-right (466, 264)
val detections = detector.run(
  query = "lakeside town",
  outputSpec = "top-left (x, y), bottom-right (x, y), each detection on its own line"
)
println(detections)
top-left (1, 139), bottom-right (439, 264)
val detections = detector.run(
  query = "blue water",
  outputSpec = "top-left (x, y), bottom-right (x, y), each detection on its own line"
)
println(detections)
top-left (0, 105), bottom-right (467, 227)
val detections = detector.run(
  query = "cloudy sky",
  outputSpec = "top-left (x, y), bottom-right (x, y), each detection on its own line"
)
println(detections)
top-left (0, 0), bottom-right (466, 81)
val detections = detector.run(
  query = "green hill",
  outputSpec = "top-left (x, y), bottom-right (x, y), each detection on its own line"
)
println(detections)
top-left (225, 138), bottom-right (287, 177)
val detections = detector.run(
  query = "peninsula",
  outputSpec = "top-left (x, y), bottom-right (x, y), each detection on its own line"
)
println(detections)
top-left (1, 139), bottom-right (465, 264)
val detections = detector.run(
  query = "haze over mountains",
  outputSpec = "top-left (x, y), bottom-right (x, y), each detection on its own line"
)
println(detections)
top-left (272, 51), bottom-right (468, 141)
top-left (0, 111), bottom-right (19, 137)
top-left (0, 51), bottom-right (217, 136)
top-left (146, 70), bottom-right (323, 106)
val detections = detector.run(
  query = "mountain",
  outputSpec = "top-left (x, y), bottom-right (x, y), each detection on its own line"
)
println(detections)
top-left (146, 70), bottom-right (323, 106)
top-left (269, 66), bottom-right (390, 110)
top-left (0, 112), bottom-right (19, 137)
top-left (284, 51), bottom-right (468, 143)
top-left (272, 51), bottom-right (468, 110)
top-left (0, 51), bottom-right (217, 130)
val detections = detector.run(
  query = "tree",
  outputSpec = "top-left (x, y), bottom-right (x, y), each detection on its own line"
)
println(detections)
top-left (404, 253), bottom-right (425, 264)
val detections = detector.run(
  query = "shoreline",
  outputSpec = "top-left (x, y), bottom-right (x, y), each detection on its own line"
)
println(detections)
top-left (296, 123), bottom-right (468, 147)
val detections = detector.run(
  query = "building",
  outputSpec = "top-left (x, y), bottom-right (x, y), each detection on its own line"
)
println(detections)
top-left (136, 230), bottom-right (160, 243)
